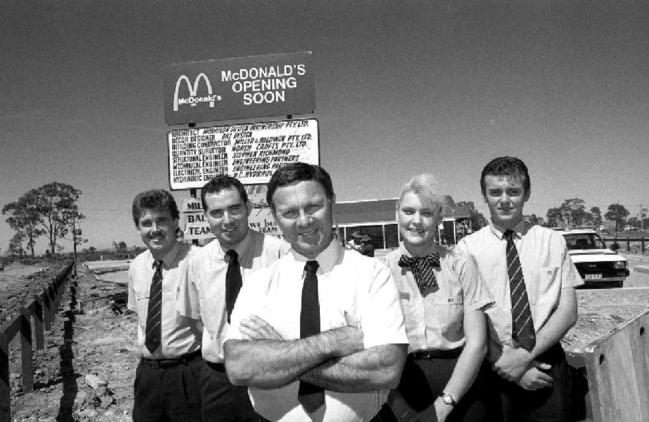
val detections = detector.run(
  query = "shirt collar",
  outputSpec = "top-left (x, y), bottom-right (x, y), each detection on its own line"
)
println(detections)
top-left (489, 219), bottom-right (528, 241)
top-left (215, 229), bottom-right (253, 258)
top-left (398, 241), bottom-right (444, 258)
top-left (290, 239), bottom-right (341, 273)
top-left (150, 241), bottom-right (183, 268)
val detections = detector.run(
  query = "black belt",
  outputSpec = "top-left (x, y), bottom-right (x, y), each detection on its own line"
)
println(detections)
top-left (141, 349), bottom-right (202, 369)
top-left (206, 361), bottom-right (226, 372)
top-left (409, 348), bottom-right (462, 360)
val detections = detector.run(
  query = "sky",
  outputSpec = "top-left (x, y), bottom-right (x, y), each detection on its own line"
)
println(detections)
top-left (2, 0), bottom-right (649, 254)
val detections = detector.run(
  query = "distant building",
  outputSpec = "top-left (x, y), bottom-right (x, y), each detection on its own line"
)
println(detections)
top-left (335, 196), bottom-right (473, 251)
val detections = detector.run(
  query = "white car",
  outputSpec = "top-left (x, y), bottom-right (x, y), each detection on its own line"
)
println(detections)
top-left (560, 229), bottom-right (629, 287)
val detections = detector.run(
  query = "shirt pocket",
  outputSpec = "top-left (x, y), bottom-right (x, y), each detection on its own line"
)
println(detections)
top-left (424, 293), bottom-right (465, 343)
top-left (197, 287), bottom-right (226, 336)
top-left (526, 266), bottom-right (559, 305)
top-left (132, 285), bottom-right (151, 325)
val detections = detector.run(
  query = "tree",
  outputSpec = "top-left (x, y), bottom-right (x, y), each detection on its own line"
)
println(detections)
top-left (113, 241), bottom-right (128, 253)
top-left (590, 207), bottom-right (603, 228)
top-left (604, 203), bottom-right (630, 232)
top-left (558, 198), bottom-right (589, 227)
top-left (455, 201), bottom-right (488, 231)
top-left (29, 182), bottom-right (85, 256)
top-left (2, 192), bottom-right (44, 257)
top-left (546, 207), bottom-right (564, 228)
top-left (526, 214), bottom-right (544, 226)
top-left (9, 232), bottom-right (26, 258)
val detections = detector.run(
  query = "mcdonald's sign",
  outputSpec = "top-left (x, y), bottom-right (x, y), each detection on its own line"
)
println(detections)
top-left (163, 51), bottom-right (315, 125)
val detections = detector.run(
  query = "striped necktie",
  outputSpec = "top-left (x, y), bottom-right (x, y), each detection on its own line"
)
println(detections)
top-left (504, 230), bottom-right (536, 351)
top-left (398, 253), bottom-right (440, 294)
top-left (225, 249), bottom-right (242, 323)
top-left (298, 260), bottom-right (324, 413)
top-left (145, 260), bottom-right (163, 354)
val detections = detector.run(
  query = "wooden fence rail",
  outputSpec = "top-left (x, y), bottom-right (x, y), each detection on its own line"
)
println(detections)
top-left (0, 261), bottom-right (74, 422)
top-left (601, 236), bottom-right (648, 254)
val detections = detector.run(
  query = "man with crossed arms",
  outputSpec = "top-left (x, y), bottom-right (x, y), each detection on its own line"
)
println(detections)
top-left (177, 175), bottom-right (290, 421)
top-left (224, 162), bottom-right (408, 422)
top-left (456, 156), bottom-right (581, 421)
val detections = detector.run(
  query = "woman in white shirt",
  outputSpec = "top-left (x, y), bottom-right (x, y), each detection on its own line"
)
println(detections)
top-left (386, 173), bottom-right (492, 422)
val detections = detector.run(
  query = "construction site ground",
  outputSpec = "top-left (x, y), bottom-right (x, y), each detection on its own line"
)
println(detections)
top-left (2, 252), bottom-right (649, 421)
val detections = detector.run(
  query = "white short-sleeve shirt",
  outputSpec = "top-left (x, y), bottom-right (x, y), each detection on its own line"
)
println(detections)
top-left (177, 229), bottom-right (289, 363)
top-left (456, 222), bottom-right (583, 361)
top-left (386, 243), bottom-right (493, 352)
top-left (127, 242), bottom-right (202, 358)
top-left (227, 241), bottom-right (408, 422)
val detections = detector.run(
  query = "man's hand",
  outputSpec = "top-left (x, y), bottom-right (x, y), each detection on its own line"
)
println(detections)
top-left (493, 344), bottom-right (533, 382)
top-left (517, 362), bottom-right (553, 391)
top-left (239, 315), bottom-right (284, 340)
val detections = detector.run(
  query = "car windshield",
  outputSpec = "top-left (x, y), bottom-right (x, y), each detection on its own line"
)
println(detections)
top-left (564, 233), bottom-right (607, 250)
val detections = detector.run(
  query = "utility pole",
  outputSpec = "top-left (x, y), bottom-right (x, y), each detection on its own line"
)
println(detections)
top-left (71, 214), bottom-right (78, 277)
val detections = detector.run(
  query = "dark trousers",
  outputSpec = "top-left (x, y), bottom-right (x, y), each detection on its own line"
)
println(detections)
top-left (396, 351), bottom-right (486, 422)
top-left (256, 403), bottom-right (396, 422)
top-left (201, 361), bottom-right (257, 422)
top-left (485, 344), bottom-right (573, 422)
top-left (133, 352), bottom-right (203, 422)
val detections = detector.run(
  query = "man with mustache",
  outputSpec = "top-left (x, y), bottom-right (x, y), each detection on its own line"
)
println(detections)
top-left (128, 189), bottom-right (203, 421)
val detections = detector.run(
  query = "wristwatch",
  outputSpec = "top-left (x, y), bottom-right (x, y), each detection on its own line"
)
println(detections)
top-left (439, 392), bottom-right (457, 406)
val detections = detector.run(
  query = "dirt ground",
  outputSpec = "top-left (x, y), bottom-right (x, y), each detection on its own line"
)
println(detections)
top-left (3, 253), bottom-right (649, 421)
top-left (0, 261), bottom-right (64, 326)
top-left (6, 263), bottom-right (137, 422)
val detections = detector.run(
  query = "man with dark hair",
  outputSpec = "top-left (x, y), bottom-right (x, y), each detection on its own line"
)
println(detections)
top-left (127, 189), bottom-right (203, 422)
top-left (456, 156), bottom-right (582, 422)
top-left (224, 162), bottom-right (408, 422)
top-left (177, 174), bottom-right (289, 422)
top-left (200, 174), bottom-right (249, 213)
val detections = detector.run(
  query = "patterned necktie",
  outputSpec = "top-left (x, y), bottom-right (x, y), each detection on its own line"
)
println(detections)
top-left (298, 260), bottom-right (324, 413)
top-left (145, 260), bottom-right (163, 354)
top-left (225, 249), bottom-right (242, 323)
top-left (398, 253), bottom-right (441, 294)
top-left (504, 230), bottom-right (536, 351)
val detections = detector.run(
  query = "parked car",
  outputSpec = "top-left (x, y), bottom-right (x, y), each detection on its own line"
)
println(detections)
top-left (560, 229), bottom-right (629, 287)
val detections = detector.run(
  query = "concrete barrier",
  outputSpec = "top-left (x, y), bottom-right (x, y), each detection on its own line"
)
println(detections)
top-left (584, 309), bottom-right (649, 422)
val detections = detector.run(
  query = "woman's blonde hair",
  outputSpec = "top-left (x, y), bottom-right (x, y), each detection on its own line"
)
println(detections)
top-left (397, 173), bottom-right (443, 212)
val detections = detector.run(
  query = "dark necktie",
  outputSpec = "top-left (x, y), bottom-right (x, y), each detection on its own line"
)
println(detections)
top-left (145, 260), bottom-right (163, 354)
top-left (504, 230), bottom-right (536, 351)
top-left (298, 260), bottom-right (324, 413)
top-left (398, 253), bottom-right (441, 294)
top-left (225, 249), bottom-right (242, 323)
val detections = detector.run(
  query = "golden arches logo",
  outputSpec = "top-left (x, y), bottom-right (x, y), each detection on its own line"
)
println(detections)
top-left (173, 73), bottom-right (215, 111)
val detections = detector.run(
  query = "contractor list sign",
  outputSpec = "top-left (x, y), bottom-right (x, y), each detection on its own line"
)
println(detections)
top-left (163, 51), bottom-right (315, 125)
top-left (168, 118), bottom-right (319, 190)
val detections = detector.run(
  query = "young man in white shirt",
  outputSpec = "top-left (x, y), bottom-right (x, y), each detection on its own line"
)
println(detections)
top-left (456, 156), bottom-right (582, 422)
